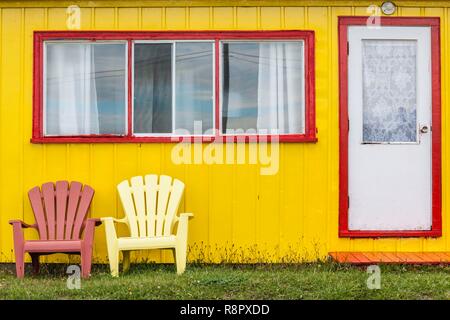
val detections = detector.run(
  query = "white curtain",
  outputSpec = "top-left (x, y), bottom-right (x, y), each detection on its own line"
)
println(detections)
top-left (362, 40), bottom-right (417, 143)
top-left (257, 42), bottom-right (304, 134)
top-left (46, 43), bottom-right (99, 135)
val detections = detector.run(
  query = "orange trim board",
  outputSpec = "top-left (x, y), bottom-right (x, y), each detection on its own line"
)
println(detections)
top-left (329, 252), bottom-right (450, 264)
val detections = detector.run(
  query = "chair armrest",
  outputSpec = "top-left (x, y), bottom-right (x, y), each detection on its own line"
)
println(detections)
top-left (175, 213), bottom-right (193, 236)
top-left (82, 218), bottom-right (102, 242)
top-left (10, 220), bottom-right (36, 250)
top-left (180, 213), bottom-right (194, 218)
top-left (174, 213), bottom-right (194, 223)
top-left (102, 217), bottom-right (127, 242)
top-left (101, 217), bottom-right (128, 224)
top-left (81, 218), bottom-right (102, 231)
top-left (9, 220), bottom-right (37, 229)
top-left (86, 218), bottom-right (102, 227)
top-left (175, 213), bottom-right (193, 245)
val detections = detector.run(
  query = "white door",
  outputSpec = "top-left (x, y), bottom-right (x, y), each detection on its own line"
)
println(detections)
top-left (348, 26), bottom-right (432, 231)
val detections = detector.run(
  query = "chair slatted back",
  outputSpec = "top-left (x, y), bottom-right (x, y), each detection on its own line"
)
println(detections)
top-left (28, 181), bottom-right (95, 240)
top-left (117, 175), bottom-right (184, 238)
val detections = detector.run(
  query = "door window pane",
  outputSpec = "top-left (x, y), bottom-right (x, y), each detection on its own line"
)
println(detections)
top-left (221, 41), bottom-right (305, 134)
top-left (362, 39), bottom-right (417, 143)
top-left (45, 42), bottom-right (126, 135)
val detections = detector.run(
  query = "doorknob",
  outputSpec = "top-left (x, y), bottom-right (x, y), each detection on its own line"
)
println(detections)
top-left (420, 125), bottom-right (429, 134)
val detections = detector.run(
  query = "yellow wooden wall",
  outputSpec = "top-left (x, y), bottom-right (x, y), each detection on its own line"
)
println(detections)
top-left (0, 0), bottom-right (448, 264)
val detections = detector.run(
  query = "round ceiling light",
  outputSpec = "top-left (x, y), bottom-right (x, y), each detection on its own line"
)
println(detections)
top-left (381, 2), bottom-right (396, 15)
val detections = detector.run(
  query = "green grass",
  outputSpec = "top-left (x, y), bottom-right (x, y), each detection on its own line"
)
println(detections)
top-left (0, 262), bottom-right (449, 300)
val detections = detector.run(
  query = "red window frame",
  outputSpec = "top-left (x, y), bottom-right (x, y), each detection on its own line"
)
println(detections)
top-left (32, 30), bottom-right (316, 144)
top-left (338, 17), bottom-right (442, 238)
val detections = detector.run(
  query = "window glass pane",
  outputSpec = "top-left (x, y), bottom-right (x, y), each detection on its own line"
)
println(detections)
top-left (175, 42), bottom-right (214, 135)
top-left (362, 39), bottom-right (417, 143)
top-left (221, 41), bottom-right (305, 134)
top-left (45, 42), bottom-right (126, 135)
top-left (133, 43), bottom-right (172, 134)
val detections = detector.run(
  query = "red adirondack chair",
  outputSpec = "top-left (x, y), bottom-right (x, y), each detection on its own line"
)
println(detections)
top-left (9, 181), bottom-right (101, 278)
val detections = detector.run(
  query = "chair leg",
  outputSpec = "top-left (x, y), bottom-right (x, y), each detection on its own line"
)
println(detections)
top-left (11, 225), bottom-right (25, 278)
top-left (122, 251), bottom-right (130, 273)
top-left (104, 219), bottom-right (119, 277)
top-left (81, 244), bottom-right (93, 279)
top-left (81, 219), bottom-right (98, 279)
top-left (171, 248), bottom-right (177, 266)
top-left (31, 254), bottom-right (40, 275)
top-left (14, 251), bottom-right (25, 279)
top-left (108, 249), bottom-right (120, 277)
top-left (175, 245), bottom-right (187, 275)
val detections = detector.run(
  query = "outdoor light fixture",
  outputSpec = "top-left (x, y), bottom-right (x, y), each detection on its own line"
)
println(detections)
top-left (381, 1), bottom-right (396, 15)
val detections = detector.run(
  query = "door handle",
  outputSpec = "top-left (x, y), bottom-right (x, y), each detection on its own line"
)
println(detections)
top-left (420, 125), bottom-right (429, 134)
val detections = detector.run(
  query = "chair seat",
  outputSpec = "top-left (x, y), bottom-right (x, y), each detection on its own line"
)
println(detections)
top-left (118, 235), bottom-right (177, 251)
top-left (24, 240), bottom-right (82, 253)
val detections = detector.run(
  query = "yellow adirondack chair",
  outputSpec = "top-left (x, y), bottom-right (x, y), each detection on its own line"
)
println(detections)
top-left (102, 174), bottom-right (193, 277)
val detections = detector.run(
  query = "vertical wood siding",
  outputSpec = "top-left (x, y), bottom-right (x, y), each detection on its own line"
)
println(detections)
top-left (0, 1), bottom-right (448, 263)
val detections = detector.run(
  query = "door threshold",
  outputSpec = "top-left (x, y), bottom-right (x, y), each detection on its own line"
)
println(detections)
top-left (329, 252), bottom-right (450, 264)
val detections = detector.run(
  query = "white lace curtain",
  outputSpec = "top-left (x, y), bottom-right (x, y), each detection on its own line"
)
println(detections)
top-left (362, 39), bottom-right (417, 143)
top-left (46, 43), bottom-right (99, 135)
top-left (256, 42), bottom-right (304, 134)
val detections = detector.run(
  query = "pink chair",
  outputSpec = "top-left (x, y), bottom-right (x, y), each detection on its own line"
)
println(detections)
top-left (9, 181), bottom-right (101, 278)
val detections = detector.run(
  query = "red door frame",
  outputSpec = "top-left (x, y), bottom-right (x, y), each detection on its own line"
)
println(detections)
top-left (338, 16), bottom-right (442, 238)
